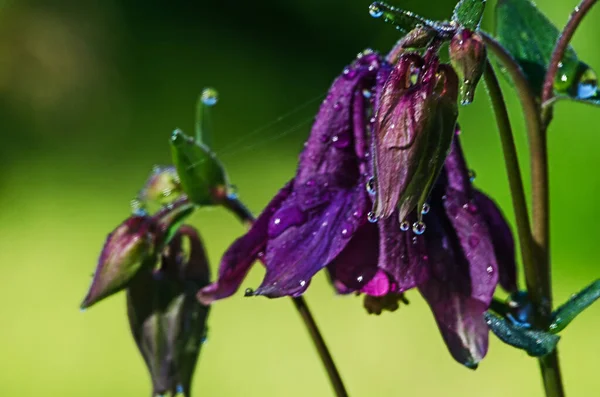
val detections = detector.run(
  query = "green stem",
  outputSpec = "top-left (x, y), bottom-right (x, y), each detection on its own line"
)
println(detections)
top-left (482, 33), bottom-right (563, 397)
top-left (541, 0), bottom-right (598, 123)
top-left (483, 62), bottom-right (537, 288)
top-left (222, 195), bottom-right (349, 397)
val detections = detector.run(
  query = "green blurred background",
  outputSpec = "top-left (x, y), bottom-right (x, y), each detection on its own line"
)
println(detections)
top-left (0, 0), bottom-right (598, 396)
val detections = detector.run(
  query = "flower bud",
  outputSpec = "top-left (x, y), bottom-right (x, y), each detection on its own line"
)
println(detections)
top-left (127, 226), bottom-right (210, 397)
top-left (81, 215), bottom-right (156, 309)
top-left (449, 28), bottom-right (487, 105)
top-left (373, 53), bottom-right (459, 223)
top-left (138, 166), bottom-right (183, 208)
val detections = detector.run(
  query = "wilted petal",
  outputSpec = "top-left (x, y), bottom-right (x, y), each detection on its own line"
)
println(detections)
top-left (81, 215), bottom-right (156, 309)
top-left (197, 182), bottom-right (293, 304)
top-left (127, 226), bottom-right (210, 397)
top-left (474, 190), bottom-right (517, 293)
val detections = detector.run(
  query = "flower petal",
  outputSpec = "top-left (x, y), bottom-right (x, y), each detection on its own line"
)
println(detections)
top-left (474, 190), bottom-right (517, 293)
top-left (254, 182), bottom-right (369, 297)
top-left (196, 182), bottom-right (293, 304)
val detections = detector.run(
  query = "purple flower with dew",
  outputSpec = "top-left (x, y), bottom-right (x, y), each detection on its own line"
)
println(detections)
top-left (198, 50), bottom-right (517, 368)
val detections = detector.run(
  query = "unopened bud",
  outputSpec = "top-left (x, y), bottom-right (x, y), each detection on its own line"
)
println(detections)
top-left (449, 28), bottom-right (486, 105)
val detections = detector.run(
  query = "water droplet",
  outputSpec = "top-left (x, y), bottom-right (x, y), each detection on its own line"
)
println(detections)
top-left (333, 101), bottom-right (342, 110)
top-left (176, 384), bottom-right (185, 394)
top-left (343, 68), bottom-right (357, 80)
top-left (400, 221), bottom-right (410, 231)
top-left (486, 266), bottom-right (494, 274)
top-left (80, 308), bottom-right (87, 313)
top-left (421, 203), bottom-right (430, 215)
top-left (366, 177), bottom-right (376, 195)
top-left (299, 280), bottom-right (306, 287)
top-left (201, 87), bottom-right (219, 106)
top-left (369, 2), bottom-right (383, 18)
top-left (468, 169), bottom-right (476, 182)
top-left (369, 116), bottom-right (376, 124)
top-left (352, 210), bottom-right (361, 219)
top-left (412, 221), bottom-right (426, 235)
top-left (332, 134), bottom-right (350, 149)
top-left (244, 288), bottom-right (254, 296)
top-left (362, 89), bottom-right (372, 98)
top-left (367, 211), bottom-right (378, 223)
top-left (463, 202), bottom-right (478, 213)
top-left (468, 235), bottom-right (480, 248)
top-left (577, 67), bottom-right (598, 99)
top-left (227, 184), bottom-right (238, 199)
top-left (357, 275), bottom-right (364, 282)
top-left (268, 206), bottom-right (307, 238)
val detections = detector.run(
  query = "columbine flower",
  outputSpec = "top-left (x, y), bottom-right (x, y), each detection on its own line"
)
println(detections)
top-left (127, 225), bottom-right (210, 397)
top-left (198, 49), bottom-right (516, 367)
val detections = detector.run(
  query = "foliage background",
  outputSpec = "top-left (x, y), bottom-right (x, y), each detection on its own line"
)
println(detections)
top-left (0, 0), bottom-right (598, 395)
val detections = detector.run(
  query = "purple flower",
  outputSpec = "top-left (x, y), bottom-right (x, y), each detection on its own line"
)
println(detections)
top-left (198, 51), bottom-right (517, 367)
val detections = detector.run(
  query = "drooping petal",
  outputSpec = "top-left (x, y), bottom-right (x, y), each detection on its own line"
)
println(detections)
top-left (420, 212), bottom-right (490, 367)
top-left (251, 54), bottom-right (383, 297)
top-left (474, 190), bottom-right (518, 293)
top-left (196, 182), bottom-right (293, 304)
top-left (255, 182), bottom-right (370, 297)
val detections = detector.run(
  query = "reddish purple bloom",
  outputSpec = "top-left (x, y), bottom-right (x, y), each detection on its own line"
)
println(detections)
top-left (198, 51), bottom-right (517, 367)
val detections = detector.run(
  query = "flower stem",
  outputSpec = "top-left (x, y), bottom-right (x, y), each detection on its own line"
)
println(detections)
top-left (482, 61), bottom-right (537, 287)
top-left (222, 195), bottom-right (349, 397)
top-left (482, 33), bottom-right (564, 397)
top-left (541, 0), bottom-right (598, 123)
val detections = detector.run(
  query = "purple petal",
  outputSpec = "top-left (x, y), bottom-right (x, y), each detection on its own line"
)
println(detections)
top-left (197, 182), bottom-right (293, 304)
top-left (377, 213), bottom-right (428, 292)
top-left (254, 182), bottom-right (370, 297)
top-left (420, 213), bottom-right (490, 367)
top-left (327, 223), bottom-right (379, 294)
top-left (419, 279), bottom-right (489, 368)
top-left (474, 190), bottom-right (517, 293)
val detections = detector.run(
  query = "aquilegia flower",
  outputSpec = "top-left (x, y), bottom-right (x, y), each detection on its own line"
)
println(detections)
top-left (198, 49), bottom-right (517, 367)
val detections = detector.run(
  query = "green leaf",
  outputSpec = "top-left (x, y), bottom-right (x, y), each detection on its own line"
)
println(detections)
top-left (485, 312), bottom-right (560, 357)
top-left (170, 129), bottom-right (228, 206)
top-left (494, 0), bottom-right (598, 101)
top-left (549, 279), bottom-right (600, 334)
top-left (452, 0), bottom-right (486, 30)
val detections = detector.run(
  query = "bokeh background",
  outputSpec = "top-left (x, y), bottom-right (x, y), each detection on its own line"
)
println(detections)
top-left (1, 0), bottom-right (599, 396)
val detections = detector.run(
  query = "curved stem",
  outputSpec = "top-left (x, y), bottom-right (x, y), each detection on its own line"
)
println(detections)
top-left (222, 195), bottom-right (349, 397)
top-left (482, 33), bottom-right (563, 397)
top-left (483, 62), bottom-right (536, 285)
top-left (541, 0), bottom-right (598, 121)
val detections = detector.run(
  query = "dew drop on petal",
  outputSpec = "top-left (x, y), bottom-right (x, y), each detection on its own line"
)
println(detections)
top-left (362, 89), bottom-right (372, 98)
top-left (412, 221), bottom-right (426, 235)
top-left (367, 211), bottom-right (378, 223)
top-left (468, 169), bottom-right (476, 182)
top-left (421, 203), bottom-right (430, 215)
top-left (244, 288), bottom-right (254, 296)
top-left (300, 280), bottom-right (306, 287)
top-left (486, 266), bottom-right (494, 274)
top-left (357, 275), bottom-right (364, 283)
top-left (366, 177), bottom-right (376, 195)
top-left (400, 221), bottom-right (410, 232)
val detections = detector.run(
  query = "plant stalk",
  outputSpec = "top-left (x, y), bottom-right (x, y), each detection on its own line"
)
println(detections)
top-left (541, 0), bottom-right (598, 123)
top-left (222, 195), bottom-right (349, 397)
top-left (483, 62), bottom-right (537, 284)
top-left (482, 33), bottom-right (563, 397)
